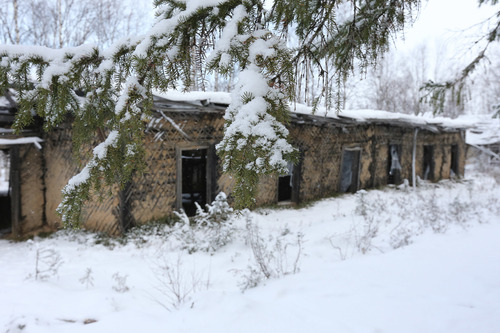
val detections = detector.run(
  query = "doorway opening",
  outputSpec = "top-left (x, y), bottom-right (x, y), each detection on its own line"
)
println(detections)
top-left (388, 144), bottom-right (402, 185)
top-left (423, 145), bottom-right (434, 181)
top-left (0, 149), bottom-right (11, 234)
top-left (278, 161), bottom-right (294, 202)
top-left (450, 145), bottom-right (459, 177)
top-left (340, 148), bottom-right (361, 193)
top-left (180, 148), bottom-right (208, 216)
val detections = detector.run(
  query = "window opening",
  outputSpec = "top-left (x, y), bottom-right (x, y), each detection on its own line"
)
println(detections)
top-left (278, 161), bottom-right (294, 202)
top-left (0, 149), bottom-right (11, 233)
top-left (181, 148), bottom-right (207, 216)
top-left (340, 148), bottom-right (361, 193)
top-left (388, 144), bottom-right (402, 185)
top-left (423, 145), bottom-right (434, 181)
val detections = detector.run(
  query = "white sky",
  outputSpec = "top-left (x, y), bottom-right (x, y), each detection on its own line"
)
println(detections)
top-left (395, 0), bottom-right (499, 56)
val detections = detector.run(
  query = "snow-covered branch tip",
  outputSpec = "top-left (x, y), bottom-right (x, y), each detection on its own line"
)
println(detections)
top-left (216, 30), bottom-right (298, 208)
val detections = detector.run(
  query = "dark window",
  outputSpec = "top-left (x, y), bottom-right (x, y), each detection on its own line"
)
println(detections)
top-left (423, 145), bottom-right (434, 181)
top-left (388, 144), bottom-right (402, 185)
top-left (450, 145), bottom-right (459, 176)
top-left (181, 148), bottom-right (207, 216)
top-left (340, 149), bottom-right (361, 193)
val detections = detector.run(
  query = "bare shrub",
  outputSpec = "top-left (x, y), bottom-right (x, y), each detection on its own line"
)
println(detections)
top-left (112, 272), bottom-right (130, 293)
top-left (79, 268), bottom-right (95, 289)
top-left (28, 241), bottom-right (63, 281)
top-left (353, 191), bottom-right (383, 254)
top-left (390, 226), bottom-right (416, 249)
top-left (153, 255), bottom-right (209, 311)
top-left (239, 213), bottom-right (303, 291)
top-left (327, 235), bottom-right (349, 261)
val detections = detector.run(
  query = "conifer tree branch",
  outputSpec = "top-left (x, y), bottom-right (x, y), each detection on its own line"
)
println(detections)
top-left (0, 0), bottom-right (426, 227)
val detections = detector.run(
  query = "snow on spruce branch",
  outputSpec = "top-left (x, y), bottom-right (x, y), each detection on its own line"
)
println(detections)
top-left (57, 130), bottom-right (120, 228)
top-left (134, 0), bottom-right (233, 58)
top-left (215, 28), bottom-right (297, 208)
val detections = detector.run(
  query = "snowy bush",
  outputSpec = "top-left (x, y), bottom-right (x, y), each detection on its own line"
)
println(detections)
top-left (172, 193), bottom-right (236, 254)
top-left (122, 222), bottom-right (174, 248)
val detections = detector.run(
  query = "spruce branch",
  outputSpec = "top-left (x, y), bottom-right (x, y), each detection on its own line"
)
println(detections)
top-left (0, 0), bottom-right (426, 226)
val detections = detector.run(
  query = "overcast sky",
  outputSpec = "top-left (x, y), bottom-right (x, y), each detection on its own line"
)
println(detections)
top-left (396, 0), bottom-right (498, 56)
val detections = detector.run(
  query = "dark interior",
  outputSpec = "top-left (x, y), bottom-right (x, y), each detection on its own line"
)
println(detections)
top-left (423, 145), bottom-right (434, 180)
top-left (0, 149), bottom-right (10, 233)
top-left (278, 175), bottom-right (292, 202)
top-left (450, 145), bottom-right (459, 176)
top-left (181, 148), bottom-right (207, 216)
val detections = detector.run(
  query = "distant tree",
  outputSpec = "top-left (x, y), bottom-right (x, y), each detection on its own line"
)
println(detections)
top-left (0, 0), bottom-right (149, 47)
top-left (468, 45), bottom-right (500, 115)
top-left (0, 0), bottom-right (431, 227)
top-left (360, 44), bottom-right (437, 115)
top-left (421, 0), bottom-right (500, 115)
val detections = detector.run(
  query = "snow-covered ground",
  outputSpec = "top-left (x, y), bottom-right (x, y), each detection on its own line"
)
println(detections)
top-left (1, 168), bottom-right (500, 333)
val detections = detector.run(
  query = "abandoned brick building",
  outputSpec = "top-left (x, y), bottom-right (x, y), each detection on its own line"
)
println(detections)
top-left (0, 91), bottom-right (468, 236)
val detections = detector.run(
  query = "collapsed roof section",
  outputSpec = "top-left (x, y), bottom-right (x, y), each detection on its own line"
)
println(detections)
top-left (466, 116), bottom-right (500, 146)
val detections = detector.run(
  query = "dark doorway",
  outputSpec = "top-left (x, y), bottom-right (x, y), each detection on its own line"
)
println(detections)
top-left (340, 149), bottom-right (361, 193)
top-left (278, 162), bottom-right (293, 202)
top-left (0, 149), bottom-right (11, 233)
top-left (450, 145), bottom-right (459, 177)
top-left (388, 144), bottom-right (402, 185)
top-left (181, 148), bottom-right (208, 216)
top-left (423, 145), bottom-right (434, 181)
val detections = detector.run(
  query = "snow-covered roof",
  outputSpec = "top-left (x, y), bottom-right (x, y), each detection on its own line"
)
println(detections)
top-left (153, 90), bottom-right (232, 106)
top-left (0, 95), bottom-right (12, 109)
top-left (0, 89), bottom-right (17, 109)
top-left (153, 90), bottom-right (475, 131)
top-left (465, 116), bottom-right (500, 146)
top-left (0, 137), bottom-right (43, 149)
top-left (0, 88), bottom-right (478, 133)
top-left (292, 104), bottom-right (474, 131)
